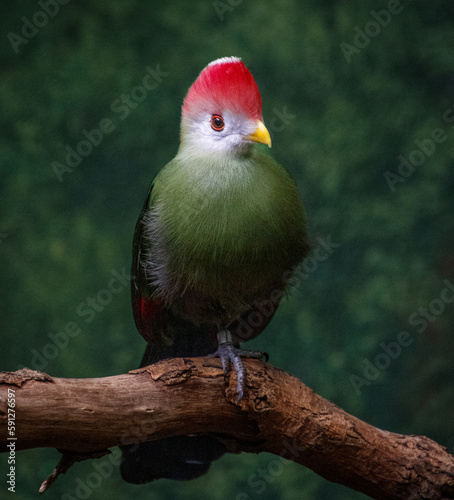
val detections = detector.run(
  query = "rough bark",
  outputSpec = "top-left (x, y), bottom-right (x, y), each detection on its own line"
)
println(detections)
top-left (0, 361), bottom-right (453, 499)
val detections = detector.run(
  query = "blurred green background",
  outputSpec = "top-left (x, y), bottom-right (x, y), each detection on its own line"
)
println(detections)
top-left (1, 1), bottom-right (453, 499)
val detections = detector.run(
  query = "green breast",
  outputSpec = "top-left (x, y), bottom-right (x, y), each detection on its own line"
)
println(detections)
top-left (149, 149), bottom-right (308, 299)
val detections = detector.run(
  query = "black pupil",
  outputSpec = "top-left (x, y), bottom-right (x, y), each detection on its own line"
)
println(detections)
top-left (213, 117), bottom-right (223, 128)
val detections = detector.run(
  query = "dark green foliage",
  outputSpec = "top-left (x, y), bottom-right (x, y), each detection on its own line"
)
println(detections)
top-left (1, 1), bottom-right (453, 498)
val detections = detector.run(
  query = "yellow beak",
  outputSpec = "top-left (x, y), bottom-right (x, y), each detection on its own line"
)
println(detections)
top-left (247, 120), bottom-right (272, 148)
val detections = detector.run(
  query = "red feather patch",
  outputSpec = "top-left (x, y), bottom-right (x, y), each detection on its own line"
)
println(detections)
top-left (182, 57), bottom-right (263, 121)
top-left (135, 297), bottom-right (165, 343)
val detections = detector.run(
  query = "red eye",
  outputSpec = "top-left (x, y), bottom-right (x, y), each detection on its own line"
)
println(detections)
top-left (210, 115), bottom-right (225, 131)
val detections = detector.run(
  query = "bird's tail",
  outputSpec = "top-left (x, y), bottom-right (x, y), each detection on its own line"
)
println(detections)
top-left (120, 316), bottom-right (226, 483)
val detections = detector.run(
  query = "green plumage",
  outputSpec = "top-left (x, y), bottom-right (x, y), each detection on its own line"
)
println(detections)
top-left (142, 146), bottom-right (310, 328)
top-left (122, 57), bottom-right (310, 484)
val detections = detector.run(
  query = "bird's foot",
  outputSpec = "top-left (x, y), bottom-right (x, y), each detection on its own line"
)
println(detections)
top-left (208, 330), bottom-right (268, 402)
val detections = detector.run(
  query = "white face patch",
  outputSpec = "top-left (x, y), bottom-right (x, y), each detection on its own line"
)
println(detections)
top-left (181, 109), bottom-right (257, 156)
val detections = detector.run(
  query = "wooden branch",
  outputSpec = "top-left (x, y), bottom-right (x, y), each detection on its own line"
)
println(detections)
top-left (1, 361), bottom-right (453, 499)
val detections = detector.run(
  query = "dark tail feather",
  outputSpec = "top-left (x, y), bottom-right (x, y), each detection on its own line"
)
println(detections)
top-left (120, 316), bottom-right (226, 483)
top-left (121, 435), bottom-right (226, 483)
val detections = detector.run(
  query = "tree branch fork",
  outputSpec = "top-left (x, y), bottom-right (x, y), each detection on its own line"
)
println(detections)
top-left (0, 359), bottom-right (453, 499)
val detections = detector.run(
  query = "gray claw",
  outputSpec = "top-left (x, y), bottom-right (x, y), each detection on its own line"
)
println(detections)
top-left (209, 330), bottom-right (267, 402)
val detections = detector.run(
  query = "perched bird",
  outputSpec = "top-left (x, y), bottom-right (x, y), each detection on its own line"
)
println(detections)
top-left (120, 57), bottom-right (310, 484)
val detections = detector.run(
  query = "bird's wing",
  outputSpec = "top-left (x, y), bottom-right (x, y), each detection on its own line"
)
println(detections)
top-left (131, 181), bottom-right (165, 343)
top-left (230, 293), bottom-right (283, 344)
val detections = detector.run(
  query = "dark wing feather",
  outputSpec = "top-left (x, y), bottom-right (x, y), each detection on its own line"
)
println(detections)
top-left (130, 181), bottom-right (165, 343)
top-left (123, 182), bottom-right (227, 484)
